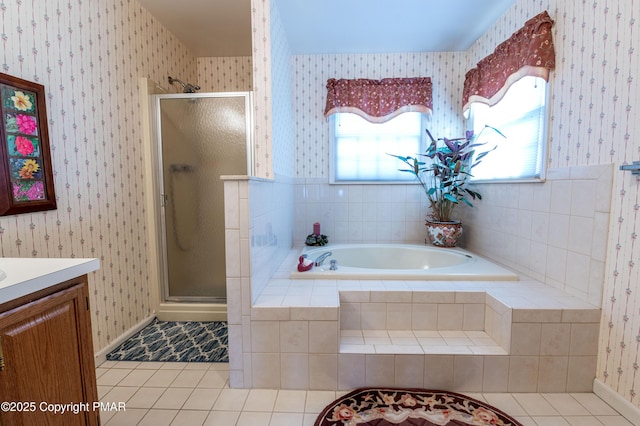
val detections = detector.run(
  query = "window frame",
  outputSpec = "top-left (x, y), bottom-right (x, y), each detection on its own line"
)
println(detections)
top-left (467, 76), bottom-right (552, 184)
top-left (328, 112), bottom-right (430, 185)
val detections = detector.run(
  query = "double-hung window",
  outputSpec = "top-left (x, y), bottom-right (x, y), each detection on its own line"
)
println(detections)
top-left (329, 112), bottom-right (428, 183)
top-left (468, 76), bottom-right (550, 182)
top-left (462, 10), bottom-right (555, 182)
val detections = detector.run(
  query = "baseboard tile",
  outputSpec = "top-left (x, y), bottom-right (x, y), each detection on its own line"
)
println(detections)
top-left (94, 314), bottom-right (156, 366)
top-left (593, 378), bottom-right (640, 425)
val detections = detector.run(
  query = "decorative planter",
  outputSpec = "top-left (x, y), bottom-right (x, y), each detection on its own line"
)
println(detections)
top-left (426, 220), bottom-right (463, 247)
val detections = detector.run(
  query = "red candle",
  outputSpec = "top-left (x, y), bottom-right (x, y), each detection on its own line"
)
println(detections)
top-left (313, 222), bottom-right (320, 236)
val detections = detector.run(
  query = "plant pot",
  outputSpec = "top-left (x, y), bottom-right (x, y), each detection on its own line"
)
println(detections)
top-left (425, 220), bottom-right (463, 247)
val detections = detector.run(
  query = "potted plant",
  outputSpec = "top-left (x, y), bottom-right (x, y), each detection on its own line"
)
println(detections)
top-left (389, 125), bottom-right (503, 247)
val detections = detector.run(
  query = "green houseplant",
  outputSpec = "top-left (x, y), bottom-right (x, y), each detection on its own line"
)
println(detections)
top-left (389, 125), bottom-right (503, 246)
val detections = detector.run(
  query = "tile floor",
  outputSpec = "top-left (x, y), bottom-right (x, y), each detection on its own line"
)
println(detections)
top-left (96, 360), bottom-right (633, 425)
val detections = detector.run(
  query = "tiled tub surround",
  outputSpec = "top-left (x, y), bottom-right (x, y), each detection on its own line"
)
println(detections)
top-left (458, 164), bottom-right (613, 307)
top-left (236, 249), bottom-right (600, 393)
top-left (293, 164), bottom-right (612, 309)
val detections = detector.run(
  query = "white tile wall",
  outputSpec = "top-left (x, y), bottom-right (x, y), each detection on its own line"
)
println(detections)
top-left (459, 164), bottom-right (613, 307)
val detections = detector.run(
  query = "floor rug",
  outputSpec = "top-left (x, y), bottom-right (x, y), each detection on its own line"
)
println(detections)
top-left (106, 318), bottom-right (228, 362)
top-left (315, 388), bottom-right (522, 426)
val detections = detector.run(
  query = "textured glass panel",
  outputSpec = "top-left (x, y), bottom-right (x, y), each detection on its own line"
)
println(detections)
top-left (159, 96), bottom-right (247, 300)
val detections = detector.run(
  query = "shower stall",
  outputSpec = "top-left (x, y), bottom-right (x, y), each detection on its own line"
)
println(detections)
top-left (150, 91), bottom-right (252, 319)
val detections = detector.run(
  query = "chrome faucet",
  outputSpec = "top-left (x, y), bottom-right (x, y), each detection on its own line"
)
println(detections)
top-left (314, 251), bottom-right (332, 267)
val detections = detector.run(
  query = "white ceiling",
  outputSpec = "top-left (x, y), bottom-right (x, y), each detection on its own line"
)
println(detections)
top-left (137, 0), bottom-right (516, 57)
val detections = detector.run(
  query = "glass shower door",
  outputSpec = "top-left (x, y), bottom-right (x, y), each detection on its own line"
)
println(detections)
top-left (155, 93), bottom-right (251, 302)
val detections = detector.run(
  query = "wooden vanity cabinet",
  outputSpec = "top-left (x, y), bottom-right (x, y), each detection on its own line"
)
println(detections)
top-left (0, 275), bottom-right (99, 425)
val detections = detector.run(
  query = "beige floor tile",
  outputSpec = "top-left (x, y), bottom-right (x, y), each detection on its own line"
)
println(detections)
top-left (570, 393), bottom-right (619, 416)
top-left (212, 388), bottom-right (250, 411)
top-left (160, 362), bottom-right (190, 370)
top-left (197, 370), bottom-right (229, 388)
top-left (274, 390), bottom-right (308, 413)
top-left (303, 413), bottom-right (319, 426)
top-left (236, 411), bottom-right (273, 426)
top-left (137, 408), bottom-right (178, 426)
top-left (542, 393), bottom-right (591, 416)
top-left (119, 369), bottom-right (156, 386)
top-left (513, 393), bottom-right (559, 416)
top-left (203, 410), bottom-right (240, 425)
top-left (564, 416), bottom-right (608, 425)
top-left (104, 408), bottom-right (148, 425)
top-left (145, 369), bottom-right (181, 387)
top-left (153, 388), bottom-right (194, 410)
top-left (244, 389), bottom-right (279, 412)
top-left (92, 362), bottom-right (631, 426)
top-left (530, 416), bottom-right (571, 425)
top-left (97, 385), bottom-right (112, 399)
top-left (594, 415), bottom-right (634, 425)
top-left (101, 386), bottom-right (139, 404)
top-left (182, 388), bottom-right (220, 411)
top-left (127, 387), bottom-right (166, 409)
top-left (185, 362), bottom-right (214, 370)
top-left (170, 409), bottom-right (210, 425)
top-left (304, 390), bottom-right (336, 413)
top-left (482, 393), bottom-right (528, 417)
top-left (97, 369), bottom-right (132, 386)
top-left (136, 362), bottom-right (167, 370)
top-left (270, 412), bottom-right (304, 425)
top-left (171, 369), bottom-right (207, 388)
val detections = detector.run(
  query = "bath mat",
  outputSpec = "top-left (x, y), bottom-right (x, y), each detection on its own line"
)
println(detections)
top-left (106, 318), bottom-right (228, 362)
top-left (315, 387), bottom-right (522, 426)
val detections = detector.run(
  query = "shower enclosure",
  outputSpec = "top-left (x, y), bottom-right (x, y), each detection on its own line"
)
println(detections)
top-left (151, 92), bottom-right (252, 304)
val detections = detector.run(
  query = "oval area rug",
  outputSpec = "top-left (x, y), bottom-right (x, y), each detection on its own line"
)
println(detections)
top-left (314, 388), bottom-right (523, 426)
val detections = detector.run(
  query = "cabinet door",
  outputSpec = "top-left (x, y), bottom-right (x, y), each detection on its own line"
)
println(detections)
top-left (0, 282), bottom-right (99, 426)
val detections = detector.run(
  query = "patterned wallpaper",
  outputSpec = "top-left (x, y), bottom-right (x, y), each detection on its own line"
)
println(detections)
top-left (470, 0), bottom-right (640, 408)
top-left (197, 57), bottom-right (253, 93)
top-left (250, 0), bottom-right (273, 179)
top-left (0, 0), bottom-right (197, 351)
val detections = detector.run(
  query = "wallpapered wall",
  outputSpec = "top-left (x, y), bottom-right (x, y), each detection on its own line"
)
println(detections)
top-left (197, 57), bottom-right (253, 93)
top-left (470, 0), bottom-right (640, 408)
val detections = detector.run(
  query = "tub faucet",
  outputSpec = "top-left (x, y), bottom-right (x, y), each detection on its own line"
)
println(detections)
top-left (314, 251), bottom-right (332, 267)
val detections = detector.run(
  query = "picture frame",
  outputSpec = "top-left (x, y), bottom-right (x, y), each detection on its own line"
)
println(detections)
top-left (0, 73), bottom-right (56, 215)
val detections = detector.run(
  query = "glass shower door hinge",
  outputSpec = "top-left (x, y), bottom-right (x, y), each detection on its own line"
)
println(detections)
top-left (620, 161), bottom-right (640, 175)
top-left (160, 194), bottom-right (168, 207)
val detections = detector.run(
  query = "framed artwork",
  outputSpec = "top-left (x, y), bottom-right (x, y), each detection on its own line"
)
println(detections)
top-left (0, 73), bottom-right (56, 215)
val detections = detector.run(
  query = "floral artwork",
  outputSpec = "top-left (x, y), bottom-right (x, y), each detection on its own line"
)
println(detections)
top-left (0, 73), bottom-right (56, 215)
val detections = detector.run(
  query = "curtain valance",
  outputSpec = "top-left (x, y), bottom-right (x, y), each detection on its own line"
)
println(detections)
top-left (462, 10), bottom-right (555, 113)
top-left (324, 77), bottom-right (433, 123)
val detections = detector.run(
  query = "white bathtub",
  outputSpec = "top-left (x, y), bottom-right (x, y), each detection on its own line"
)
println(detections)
top-left (291, 244), bottom-right (519, 281)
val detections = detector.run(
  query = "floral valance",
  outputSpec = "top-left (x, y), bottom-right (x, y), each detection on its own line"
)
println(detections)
top-left (324, 77), bottom-right (433, 123)
top-left (462, 10), bottom-right (556, 113)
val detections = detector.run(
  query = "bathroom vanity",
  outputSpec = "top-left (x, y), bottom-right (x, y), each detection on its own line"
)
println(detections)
top-left (0, 258), bottom-right (100, 425)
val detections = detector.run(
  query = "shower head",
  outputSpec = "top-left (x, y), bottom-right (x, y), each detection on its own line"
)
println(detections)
top-left (168, 76), bottom-right (201, 93)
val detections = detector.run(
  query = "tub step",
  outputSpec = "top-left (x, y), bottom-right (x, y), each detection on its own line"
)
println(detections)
top-left (339, 329), bottom-right (508, 355)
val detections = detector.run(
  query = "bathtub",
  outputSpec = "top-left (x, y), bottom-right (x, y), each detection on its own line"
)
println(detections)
top-left (290, 243), bottom-right (519, 281)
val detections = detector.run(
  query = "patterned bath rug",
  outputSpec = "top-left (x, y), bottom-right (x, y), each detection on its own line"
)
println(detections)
top-left (106, 318), bottom-right (228, 362)
top-left (315, 387), bottom-right (523, 426)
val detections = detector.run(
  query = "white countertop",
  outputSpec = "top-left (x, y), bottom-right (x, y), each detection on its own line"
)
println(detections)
top-left (0, 257), bottom-right (100, 304)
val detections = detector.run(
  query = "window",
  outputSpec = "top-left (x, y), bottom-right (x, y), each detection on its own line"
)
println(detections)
top-left (468, 76), bottom-right (549, 182)
top-left (329, 112), bottom-right (428, 183)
